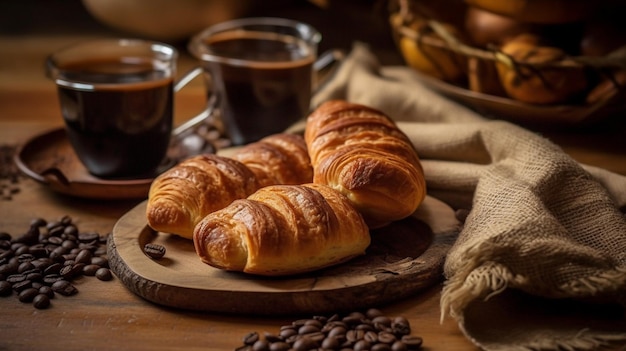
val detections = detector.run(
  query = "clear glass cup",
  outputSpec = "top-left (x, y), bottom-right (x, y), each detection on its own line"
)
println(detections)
top-left (189, 17), bottom-right (322, 146)
top-left (46, 39), bottom-right (183, 179)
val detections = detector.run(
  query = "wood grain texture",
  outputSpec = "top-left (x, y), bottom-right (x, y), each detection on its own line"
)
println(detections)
top-left (108, 196), bottom-right (459, 315)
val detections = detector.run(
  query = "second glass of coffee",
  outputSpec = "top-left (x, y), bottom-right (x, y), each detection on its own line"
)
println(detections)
top-left (189, 17), bottom-right (321, 146)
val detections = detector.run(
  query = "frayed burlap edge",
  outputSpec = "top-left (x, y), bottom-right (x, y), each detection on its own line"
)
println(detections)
top-left (440, 244), bottom-right (626, 351)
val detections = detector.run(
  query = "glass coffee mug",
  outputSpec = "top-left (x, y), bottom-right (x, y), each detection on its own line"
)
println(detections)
top-left (188, 17), bottom-right (322, 146)
top-left (46, 39), bottom-right (200, 179)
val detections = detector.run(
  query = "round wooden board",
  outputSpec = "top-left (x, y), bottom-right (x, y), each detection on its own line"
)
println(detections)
top-left (108, 196), bottom-right (460, 316)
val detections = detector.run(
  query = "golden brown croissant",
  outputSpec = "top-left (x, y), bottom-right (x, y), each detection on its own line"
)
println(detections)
top-left (193, 183), bottom-right (370, 276)
top-left (231, 133), bottom-right (313, 187)
top-left (146, 154), bottom-right (260, 239)
top-left (147, 133), bottom-right (313, 239)
top-left (304, 100), bottom-right (427, 229)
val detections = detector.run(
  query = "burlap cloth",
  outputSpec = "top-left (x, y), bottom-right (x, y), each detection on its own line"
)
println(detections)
top-left (309, 43), bottom-right (626, 351)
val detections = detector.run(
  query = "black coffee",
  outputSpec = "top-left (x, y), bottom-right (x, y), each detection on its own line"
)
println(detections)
top-left (202, 31), bottom-right (314, 145)
top-left (55, 58), bottom-right (173, 178)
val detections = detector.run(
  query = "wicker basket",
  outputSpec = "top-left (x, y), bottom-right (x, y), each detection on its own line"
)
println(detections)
top-left (388, 0), bottom-right (626, 125)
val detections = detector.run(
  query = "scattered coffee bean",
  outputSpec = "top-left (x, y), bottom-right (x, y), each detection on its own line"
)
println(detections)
top-left (38, 285), bottom-right (54, 298)
top-left (95, 268), bottom-right (113, 281)
top-left (82, 264), bottom-right (101, 276)
top-left (51, 280), bottom-right (78, 296)
top-left (33, 294), bottom-right (50, 309)
top-left (143, 243), bottom-right (166, 260)
top-left (0, 215), bottom-right (114, 309)
top-left (0, 280), bottom-right (12, 296)
top-left (18, 287), bottom-right (39, 303)
top-left (235, 309), bottom-right (424, 350)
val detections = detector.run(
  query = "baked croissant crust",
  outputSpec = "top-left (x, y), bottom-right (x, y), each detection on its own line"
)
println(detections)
top-left (147, 133), bottom-right (313, 239)
top-left (304, 100), bottom-right (427, 229)
top-left (193, 183), bottom-right (371, 276)
top-left (231, 133), bottom-right (313, 187)
top-left (146, 154), bottom-right (260, 239)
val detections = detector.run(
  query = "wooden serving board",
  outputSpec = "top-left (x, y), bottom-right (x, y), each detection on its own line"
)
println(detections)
top-left (108, 196), bottom-right (460, 315)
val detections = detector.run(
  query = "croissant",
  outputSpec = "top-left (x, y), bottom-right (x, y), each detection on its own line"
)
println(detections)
top-left (147, 134), bottom-right (313, 239)
top-left (304, 100), bottom-right (427, 229)
top-left (146, 154), bottom-right (260, 239)
top-left (231, 133), bottom-right (313, 187)
top-left (193, 183), bottom-right (370, 276)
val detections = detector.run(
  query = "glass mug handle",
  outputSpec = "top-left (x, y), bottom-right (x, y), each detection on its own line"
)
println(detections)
top-left (171, 67), bottom-right (216, 137)
top-left (313, 49), bottom-right (345, 92)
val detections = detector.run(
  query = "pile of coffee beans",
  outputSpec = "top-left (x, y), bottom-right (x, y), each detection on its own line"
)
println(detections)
top-left (0, 215), bottom-right (113, 309)
top-left (236, 308), bottom-right (424, 351)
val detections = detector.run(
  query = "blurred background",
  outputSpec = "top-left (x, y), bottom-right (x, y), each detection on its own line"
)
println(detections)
top-left (0, 0), bottom-right (403, 63)
top-left (1, 0), bottom-right (625, 175)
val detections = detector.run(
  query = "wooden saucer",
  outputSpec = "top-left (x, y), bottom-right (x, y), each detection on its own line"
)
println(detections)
top-left (108, 196), bottom-right (460, 315)
top-left (14, 128), bottom-right (157, 200)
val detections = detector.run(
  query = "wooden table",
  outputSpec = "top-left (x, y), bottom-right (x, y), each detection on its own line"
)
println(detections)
top-left (1, 4), bottom-right (625, 351)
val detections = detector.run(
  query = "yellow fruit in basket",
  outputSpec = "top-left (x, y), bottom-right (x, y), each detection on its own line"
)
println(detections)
top-left (495, 34), bottom-right (587, 105)
top-left (398, 23), bottom-right (466, 82)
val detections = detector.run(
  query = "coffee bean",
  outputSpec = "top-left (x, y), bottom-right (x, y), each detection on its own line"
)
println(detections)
top-left (268, 342), bottom-right (290, 351)
top-left (39, 285), bottom-right (54, 298)
top-left (144, 243), bottom-right (166, 259)
top-left (95, 268), bottom-right (112, 281)
top-left (252, 340), bottom-right (269, 351)
top-left (74, 249), bottom-right (93, 264)
top-left (0, 261), bottom-right (17, 275)
top-left (366, 308), bottom-right (385, 319)
top-left (373, 343), bottom-right (393, 351)
top-left (401, 335), bottom-right (423, 350)
top-left (12, 280), bottom-right (32, 293)
top-left (51, 280), bottom-right (78, 296)
top-left (378, 331), bottom-right (397, 344)
top-left (298, 324), bottom-right (320, 335)
top-left (28, 245), bottom-right (49, 258)
top-left (15, 246), bottom-right (31, 256)
top-left (47, 236), bottom-right (63, 245)
top-left (392, 317), bottom-right (411, 336)
top-left (64, 225), bottom-right (78, 236)
top-left (18, 261), bottom-right (35, 273)
top-left (18, 287), bottom-right (39, 302)
top-left (0, 281), bottom-right (12, 296)
top-left (321, 336), bottom-right (340, 349)
top-left (78, 232), bottom-right (99, 243)
top-left (6, 273), bottom-right (26, 284)
top-left (292, 337), bottom-right (318, 351)
top-left (43, 274), bottom-right (64, 284)
top-left (60, 264), bottom-right (83, 280)
top-left (243, 332), bottom-right (259, 345)
top-left (364, 330), bottom-right (379, 343)
top-left (82, 264), bottom-right (100, 276)
top-left (354, 339), bottom-right (372, 351)
top-left (279, 327), bottom-right (297, 339)
top-left (391, 340), bottom-right (408, 351)
top-left (33, 294), bottom-right (50, 309)
top-left (90, 256), bottom-right (108, 268)
top-left (0, 232), bottom-right (12, 241)
top-left (44, 263), bottom-right (62, 275)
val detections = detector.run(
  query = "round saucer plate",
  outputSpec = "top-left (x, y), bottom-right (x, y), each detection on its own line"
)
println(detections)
top-left (14, 128), bottom-right (154, 199)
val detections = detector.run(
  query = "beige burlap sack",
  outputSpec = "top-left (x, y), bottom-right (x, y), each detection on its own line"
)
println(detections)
top-left (313, 43), bottom-right (626, 350)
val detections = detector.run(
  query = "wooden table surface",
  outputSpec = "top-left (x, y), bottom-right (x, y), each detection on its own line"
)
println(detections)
top-left (1, 3), bottom-right (625, 351)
